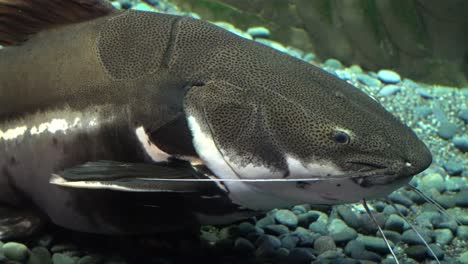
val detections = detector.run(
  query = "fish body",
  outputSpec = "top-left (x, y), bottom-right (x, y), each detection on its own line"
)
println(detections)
top-left (0, 0), bottom-right (431, 237)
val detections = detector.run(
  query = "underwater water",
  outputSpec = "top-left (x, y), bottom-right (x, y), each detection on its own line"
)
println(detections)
top-left (0, 0), bottom-right (467, 264)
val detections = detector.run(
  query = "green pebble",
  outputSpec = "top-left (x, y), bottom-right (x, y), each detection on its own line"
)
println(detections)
top-left (51, 244), bottom-right (77, 253)
top-left (28, 247), bottom-right (51, 264)
top-left (2, 242), bottom-right (30, 261)
top-left (78, 255), bottom-right (103, 264)
top-left (52, 253), bottom-right (77, 264)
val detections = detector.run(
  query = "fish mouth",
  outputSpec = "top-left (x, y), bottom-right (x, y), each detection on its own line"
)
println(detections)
top-left (342, 161), bottom-right (402, 187)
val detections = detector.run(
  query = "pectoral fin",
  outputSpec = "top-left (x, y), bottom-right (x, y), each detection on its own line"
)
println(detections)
top-left (50, 160), bottom-right (216, 193)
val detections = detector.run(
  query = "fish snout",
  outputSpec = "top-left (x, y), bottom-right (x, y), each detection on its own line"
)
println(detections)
top-left (399, 141), bottom-right (432, 177)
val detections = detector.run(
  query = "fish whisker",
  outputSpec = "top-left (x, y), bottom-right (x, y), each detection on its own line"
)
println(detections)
top-left (387, 199), bottom-right (441, 264)
top-left (362, 199), bottom-right (400, 264)
top-left (407, 184), bottom-right (462, 225)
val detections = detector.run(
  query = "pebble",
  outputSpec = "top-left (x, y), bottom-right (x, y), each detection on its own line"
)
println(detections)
top-left (416, 88), bottom-right (434, 99)
top-left (378, 85), bottom-right (401, 96)
top-left (255, 235), bottom-right (281, 258)
top-left (293, 227), bottom-right (318, 247)
top-left (357, 73), bottom-right (382, 87)
top-left (29, 247), bottom-right (51, 264)
top-left (414, 106), bottom-right (432, 118)
top-left (456, 225), bottom-right (468, 240)
top-left (324, 59), bottom-right (344, 69)
top-left (238, 222), bottom-right (256, 236)
top-left (459, 251), bottom-right (468, 264)
top-left (443, 161), bottom-right (464, 176)
top-left (280, 234), bottom-right (299, 250)
top-left (388, 192), bottom-right (414, 208)
top-left (303, 53), bottom-right (316, 62)
top-left (274, 209), bottom-right (298, 229)
top-left (356, 235), bottom-right (394, 254)
top-left (455, 190), bottom-right (468, 207)
top-left (420, 173), bottom-right (445, 193)
top-left (328, 219), bottom-right (358, 243)
top-left (256, 215), bottom-right (275, 229)
top-left (377, 69), bottom-right (401, 83)
top-left (52, 253), bottom-right (77, 264)
top-left (233, 237), bottom-right (255, 254)
top-left (446, 176), bottom-right (464, 192)
top-left (285, 247), bottom-right (316, 264)
top-left (2, 242), bottom-right (29, 262)
top-left (313, 236), bottom-right (336, 254)
top-left (405, 245), bottom-right (427, 261)
top-left (77, 255), bottom-right (102, 264)
top-left (437, 121), bottom-right (458, 140)
top-left (428, 244), bottom-right (444, 260)
top-left (264, 224), bottom-right (290, 236)
top-left (402, 229), bottom-right (432, 245)
top-left (246, 26), bottom-right (270, 38)
top-left (458, 108), bottom-right (468, 123)
top-left (292, 205), bottom-right (308, 215)
top-left (384, 214), bottom-right (406, 233)
top-left (379, 230), bottom-right (402, 244)
top-left (254, 38), bottom-right (287, 53)
top-left (433, 229), bottom-right (453, 245)
top-left (453, 136), bottom-right (468, 152)
top-left (309, 221), bottom-right (328, 235)
top-left (336, 205), bottom-right (360, 230)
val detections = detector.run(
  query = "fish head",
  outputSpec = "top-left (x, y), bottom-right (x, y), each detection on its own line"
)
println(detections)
top-left (183, 42), bottom-right (431, 210)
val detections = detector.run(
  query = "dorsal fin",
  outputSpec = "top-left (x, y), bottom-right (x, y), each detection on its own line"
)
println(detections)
top-left (0, 0), bottom-right (117, 46)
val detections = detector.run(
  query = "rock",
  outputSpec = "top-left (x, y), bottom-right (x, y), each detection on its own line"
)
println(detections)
top-left (383, 203), bottom-right (409, 216)
top-left (443, 161), bottom-right (464, 176)
top-left (293, 227), bottom-right (318, 247)
top-left (434, 219), bottom-right (458, 233)
top-left (28, 247), bottom-right (51, 264)
top-left (255, 235), bottom-right (281, 258)
top-left (317, 249), bottom-right (341, 260)
top-left (388, 192), bottom-right (414, 207)
top-left (458, 108), bottom-right (468, 123)
top-left (274, 209), bottom-right (298, 229)
top-left (453, 136), bottom-right (468, 152)
top-left (384, 214), bottom-right (406, 233)
top-left (414, 106), bottom-right (432, 118)
top-left (377, 69), bottom-right (401, 83)
top-left (313, 236), bottom-right (336, 254)
top-left (256, 215), bottom-right (275, 229)
top-left (336, 205), bottom-right (360, 230)
top-left (2, 242), bottom-right (29, 262)
top-left (356, 235), bottom-right (394, 254)
top-left (255, 38), bottom-right (287, 53)
top-left (455, 190), bottom-right (468, 207)
top-left (324, 58), bottom-right (344, 69)
top-left (379, 230), bottom-right (402, 244)
top-left (292, 205), bottom-right (308, 215)
top-left (264, 224), bottom-right (290, 236)
top-left (457, 225), bottom-right (468, 240)
top-left (405, 245), bottom-right (427, 261)
top-left (433, 229), bottom-right (453, 245)
top-left (344, 240), bottom-right (364, 257)
top-left (415, 211), bottom-right (440, 230)
top-left (233, 237), bottom-right (255, 254)
top-left (280, 234), bottom-right (299, 250)
top-left (285, 247), bottom-right (316, 264)
top-left (420, 173), bottom-right (445, 192)
top-left (402, 229), bottom-right (432, 245)
top-left (246, 26), bottom-right (270, 38)
top-left (433, 193), bottom-right (456, 209)
top-left (459, 251), bottom-right (468, 264)
top-left (328, 219), bottom-right (357, 243)
top-left (427, 244), bottom-right (444, 260)
top-left (416, 88), bottom-right (434, 99)
top-left (446, 177), bottom-right (464, 192)
top-left (119, 1), bottom-right (132, 9)
top-left (308, 221), bottom-right (328, 235)
top-left (77, 255), bottom-right (102, 264)
top-left (274, 247), bottom-right (289, 259)
top-left (357, 73), bottom-right (381, 87)
top-left (51, 244), bottom-right (77, 253)
top-left (437, 121), bottom-right (458, 140)
top-left (303, 53), bottom-right (316, 62)
top-left (238, 222), bottom-right (256, 236)
top-left (52, 253), bottom-right (77, 264)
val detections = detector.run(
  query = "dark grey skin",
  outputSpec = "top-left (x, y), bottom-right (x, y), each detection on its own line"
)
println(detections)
top-left (0, 1), bottom-right (431, 238)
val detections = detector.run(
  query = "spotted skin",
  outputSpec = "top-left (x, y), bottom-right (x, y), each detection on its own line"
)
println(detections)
top-left (0, 2), bottom-right (431, 236)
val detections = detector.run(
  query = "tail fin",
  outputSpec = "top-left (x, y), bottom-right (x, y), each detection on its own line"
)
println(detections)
top-left (0, 0), bottom-right (117, 46)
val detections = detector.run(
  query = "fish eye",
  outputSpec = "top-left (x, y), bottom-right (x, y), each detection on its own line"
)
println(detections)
top-left (333, 130), bottom-right (351, 144)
